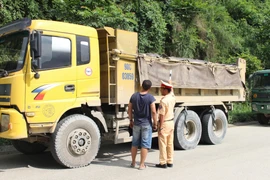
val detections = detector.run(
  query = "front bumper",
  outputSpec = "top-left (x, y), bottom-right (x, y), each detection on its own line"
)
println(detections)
top-left (0, 108), bottom-right (27, 139)
top-left (252, 102), bottom-right (270, 114)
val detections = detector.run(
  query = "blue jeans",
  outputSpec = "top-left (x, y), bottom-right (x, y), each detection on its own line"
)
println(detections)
top-left (132, 124), bottom-right (152, 149)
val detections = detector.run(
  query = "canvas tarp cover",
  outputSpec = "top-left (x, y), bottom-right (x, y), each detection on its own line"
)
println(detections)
top-left (138, 54), bottom-right (243, 89)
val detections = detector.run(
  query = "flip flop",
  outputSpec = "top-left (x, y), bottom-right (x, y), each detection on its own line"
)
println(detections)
top-left (130, 163), bottom-right (136, 168)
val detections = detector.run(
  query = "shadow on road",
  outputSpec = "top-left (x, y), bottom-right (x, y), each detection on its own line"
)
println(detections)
top-left (0, 139), bottom-right (160, 170)
top-left (0, 151), bottom-right (62, 170)
top-left (92, 138), bottom-right (160, 168)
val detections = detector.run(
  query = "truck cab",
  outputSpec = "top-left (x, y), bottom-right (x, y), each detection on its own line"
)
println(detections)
top-left (0, 19), bottom-right (109, 167)
top-left (0, 18), bottom-right (103, 137)
top-left (249, 70), bottom-right (270, 124)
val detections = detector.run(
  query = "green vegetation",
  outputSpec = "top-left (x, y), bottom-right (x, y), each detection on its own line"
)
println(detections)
top-left (228, 102), bottom-right (256, 124)
top-left (0, 0), bottom-right (263, 126)
top-left (0, 0), bottom-right (269, 75)
top-left (0, 138), bottom-right (11, 146)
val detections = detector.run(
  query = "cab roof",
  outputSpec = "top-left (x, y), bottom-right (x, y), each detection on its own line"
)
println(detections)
top-left (0, 18), bottom-right (98, 38)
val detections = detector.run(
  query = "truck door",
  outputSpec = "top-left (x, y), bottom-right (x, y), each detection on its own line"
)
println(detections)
top-left (25, 31), bottom-right (76, 123)
top-left (75, 35), bottom-right (100, 104)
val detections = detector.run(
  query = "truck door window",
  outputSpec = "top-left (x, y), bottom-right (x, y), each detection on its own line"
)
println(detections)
top-left (76, 36), bottom-right (90, 65)
top-left (36, 36), bottom-right (71, 70)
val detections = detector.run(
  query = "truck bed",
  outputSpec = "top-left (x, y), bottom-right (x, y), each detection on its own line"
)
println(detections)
top-left (97, 27), bottom-right (246, 105)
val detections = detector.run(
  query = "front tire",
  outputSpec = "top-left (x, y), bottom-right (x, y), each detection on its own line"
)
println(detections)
top-left (12, 140), bottom-right (47, 154)
top-left (257, 114), bottom-right (269, 125)
top-left (50, 114), bottom-right (100, 168)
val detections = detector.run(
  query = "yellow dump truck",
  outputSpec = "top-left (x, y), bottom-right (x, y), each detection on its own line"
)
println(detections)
top-left (0, 18), bottom-right (246, 168)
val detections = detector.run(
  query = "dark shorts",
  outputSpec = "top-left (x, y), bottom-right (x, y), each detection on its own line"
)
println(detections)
top-left (132, 124), bottom-right (152, 149)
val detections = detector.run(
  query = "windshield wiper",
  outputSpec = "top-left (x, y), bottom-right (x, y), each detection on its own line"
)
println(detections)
top-left (0, 69), bottom-right (8, 77)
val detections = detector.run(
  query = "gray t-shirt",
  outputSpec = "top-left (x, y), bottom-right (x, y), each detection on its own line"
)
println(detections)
top-left (129, 92), bottom-right (156, 126)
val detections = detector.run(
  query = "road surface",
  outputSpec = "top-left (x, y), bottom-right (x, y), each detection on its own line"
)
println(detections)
top-left (0, 122), bottom-right (269, 180)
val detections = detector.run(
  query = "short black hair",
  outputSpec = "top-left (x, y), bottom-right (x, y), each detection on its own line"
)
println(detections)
top-left (142, 80), bottom-right (152, 90)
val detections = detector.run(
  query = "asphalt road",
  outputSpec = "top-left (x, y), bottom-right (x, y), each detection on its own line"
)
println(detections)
top-left (0, 122), bottom-right (270, 180)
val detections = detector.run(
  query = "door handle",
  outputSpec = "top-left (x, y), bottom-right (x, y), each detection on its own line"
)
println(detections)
top-left (65, 84), bottom-right (75, 92)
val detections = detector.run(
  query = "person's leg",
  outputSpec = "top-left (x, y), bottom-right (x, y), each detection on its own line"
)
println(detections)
top-left (158, 133), bottom-right (167, 165)
top-left (139, 125), bottom-right (152, 169)
top-left (140, 148), bottom-right (148, 168)
top-left (131, 125), bottom-right (141, 167)
top-left (166, 130), bottom-right (174, 166)
top-left (131, 146), bottom-right (138, 166)
top-left (156, 123), bottom-right (169, 168)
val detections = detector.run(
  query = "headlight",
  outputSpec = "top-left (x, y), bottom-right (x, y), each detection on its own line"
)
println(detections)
top-left (252, 104), bottom-right (258, 111)
top-left (0, 114), bottom-right (10, 132)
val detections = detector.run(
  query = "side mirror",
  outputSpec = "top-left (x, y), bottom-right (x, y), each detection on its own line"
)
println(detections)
top-left (30, 31), bottom-right (42, 58)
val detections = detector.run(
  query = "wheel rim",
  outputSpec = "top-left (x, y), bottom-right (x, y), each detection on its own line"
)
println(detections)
top-left (213, 118), bottom-right (223, 137)
top-left (67, 129), bottom-right (91, 155)
top-left (183, 120), bottom-right (196, 141)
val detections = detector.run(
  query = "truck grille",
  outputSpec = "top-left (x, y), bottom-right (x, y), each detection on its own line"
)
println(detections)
top-left (256, 93), bottom-right (270, 98)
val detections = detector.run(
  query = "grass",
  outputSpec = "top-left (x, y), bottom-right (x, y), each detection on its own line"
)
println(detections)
top-left (228, 102), bottom-right (256, 124)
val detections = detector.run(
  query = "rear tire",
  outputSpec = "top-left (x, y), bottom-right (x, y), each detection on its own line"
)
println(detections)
top-left (202, 109), bottom-right (227, 145)
top-left (257, 114), bottom-right (269, 125)
top-left (50, 114), bottom-right (100, 168)
top-left (174, 110), bottom-right (202, 150)
top-left (12, 140), bottom-right (47, 155)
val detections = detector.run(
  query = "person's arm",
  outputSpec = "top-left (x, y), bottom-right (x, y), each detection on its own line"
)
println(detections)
top-left (150, 102), bottom-right (157, 130)
top-left (168, 79), bottom-right (174, 94)
top-left (158, 101), bottom-right (166, 134)
top-left (128, 102), bottom-right (133, 128)
top-left (159, 114), bottom-right (165, 129)
top-left (158, 114), bottom-right (165, 135)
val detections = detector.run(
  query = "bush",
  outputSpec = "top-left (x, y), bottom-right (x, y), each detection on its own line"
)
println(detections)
top-left (228, 102), bottom-right (256, 124)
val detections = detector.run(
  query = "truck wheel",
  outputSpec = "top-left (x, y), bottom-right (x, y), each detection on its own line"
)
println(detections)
top-left (198, 108), bottom-right (211, 144)
top-left (202, 109), bottom-right (227, 145)
top-left (11, 140), bottom-right (47, 154)
top-left (257, 114), bottom-right (269, 125)
top-left (174, 110), bottom-right (202, 150)
top-left (50, 114), bottom-right (100, 168)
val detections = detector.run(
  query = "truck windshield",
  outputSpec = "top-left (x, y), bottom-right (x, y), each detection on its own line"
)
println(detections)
top-left (252, 73), bottom-right (270, 89)
top-left (0, 30), bottom-right (29, 75)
